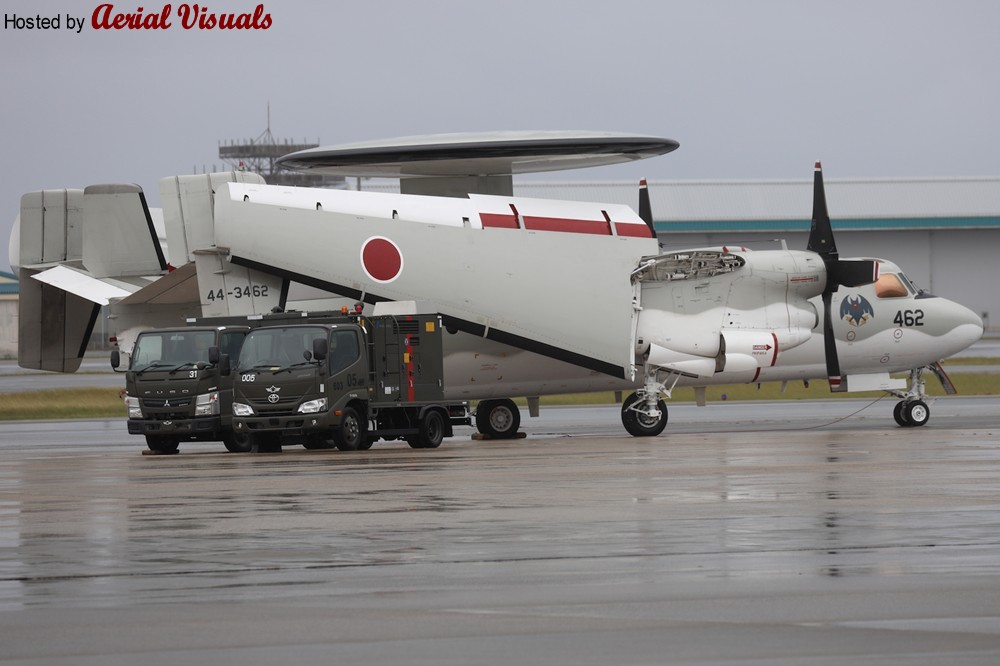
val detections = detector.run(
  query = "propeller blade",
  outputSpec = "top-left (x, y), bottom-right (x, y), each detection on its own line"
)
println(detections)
top-left (638, 178), bottom-right (656, 239)
top-left (809, 162), bottom-right (850, 392)
top-left (821, 290), bottom-right (845, 391)
top-left (807, 161), bottom-right (837, 258)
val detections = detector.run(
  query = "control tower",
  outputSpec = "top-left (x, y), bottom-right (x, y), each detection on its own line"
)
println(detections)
top-left (218, 109), bottom-right (345, 188)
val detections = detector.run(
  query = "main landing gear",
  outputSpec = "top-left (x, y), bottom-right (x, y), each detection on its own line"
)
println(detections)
top-left (621, 392), bottom-right (668, 437)
top-left (620, 365), bottom-right (676, 437)
top-left (475, 398), bottom-right (521, 439)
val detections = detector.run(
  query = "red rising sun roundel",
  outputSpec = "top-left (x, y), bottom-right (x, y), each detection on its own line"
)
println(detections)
top-left (360, 236), bottom-right (403, 283)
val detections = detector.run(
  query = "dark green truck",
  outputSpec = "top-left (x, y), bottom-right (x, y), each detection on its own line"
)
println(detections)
top-left (231, 312), bottom-right (469, 452)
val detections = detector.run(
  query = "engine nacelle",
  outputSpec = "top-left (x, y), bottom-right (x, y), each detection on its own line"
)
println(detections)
top-left (646, 343), bottom-right (717, 378)
top-left (722, 327), bottom-right (813, 369)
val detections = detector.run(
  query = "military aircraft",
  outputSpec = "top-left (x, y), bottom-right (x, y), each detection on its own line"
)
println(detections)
top-left (9, 133), bottom-right (983, 438)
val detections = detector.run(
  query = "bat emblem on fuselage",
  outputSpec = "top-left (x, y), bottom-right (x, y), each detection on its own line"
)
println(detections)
top-left (840, 294), bottom-right (874, 327)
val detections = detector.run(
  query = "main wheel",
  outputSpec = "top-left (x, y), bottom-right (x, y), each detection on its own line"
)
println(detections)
top-left (476, 399), bottom-right (521, 438)
top-left (223, 429), bottom-right (253, 453)
top-left (903, 400), bottom-right (930, 427)
top-left (417, 410), bottom-right (445, 449)
top-left (145, 435), bottom-right (179, 453)
top-left (334, 407), bottom-right (365, 451)
top-left (892, 401), bottom-right (908, 427)
top-left (621, 392), bottom-right (668, 437)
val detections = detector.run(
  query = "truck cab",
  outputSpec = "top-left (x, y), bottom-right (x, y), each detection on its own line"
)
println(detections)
top-left (114, 325), bottom-right (250, 453)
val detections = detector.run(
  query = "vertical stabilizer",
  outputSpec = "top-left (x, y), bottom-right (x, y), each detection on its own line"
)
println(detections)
top-left (18, 189), bottom-right (84, 266)
top-left (159, 172), bottom-right (284, 317)
top-left (81, 184), bottom-right (166, 278)
top-left (18, 267), bottom-right (99, 372)
top-left (17, 189), bottom-right (93, 371)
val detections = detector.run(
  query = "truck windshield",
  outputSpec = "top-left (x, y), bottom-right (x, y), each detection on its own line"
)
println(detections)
top-left (238, 326), bottom-right (327, 371)
top-left (132, 331), bottom-right (216, 369)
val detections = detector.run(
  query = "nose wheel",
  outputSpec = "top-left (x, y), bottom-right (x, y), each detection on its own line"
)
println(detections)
top-left (889, 366), bottom-right (935, 427)
top-left (893, 399), bottom-right (930, 427)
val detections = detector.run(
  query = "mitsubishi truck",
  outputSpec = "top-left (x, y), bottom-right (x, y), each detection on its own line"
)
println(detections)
top-left (230, 311), bottom-right (468, 452)
top-left (112, 325), bottom-right (250, 453)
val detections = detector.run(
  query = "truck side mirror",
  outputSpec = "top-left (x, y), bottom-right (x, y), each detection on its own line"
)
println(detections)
top-left (313, 338), bottom-right (328, 361)
top-left (219, 353), bottom-right (231, 376)
top-left (208, 346), bottom-right (220, 365)
top-left (110, 349), bottom-right (120, 369)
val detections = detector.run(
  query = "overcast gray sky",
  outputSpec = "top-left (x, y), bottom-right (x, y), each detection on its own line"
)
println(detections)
top-left (4, 0), bottom-right (999, 273)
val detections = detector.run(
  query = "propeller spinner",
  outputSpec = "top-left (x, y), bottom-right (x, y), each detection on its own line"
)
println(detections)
top-left (807, 162), bottom-right (880, 390)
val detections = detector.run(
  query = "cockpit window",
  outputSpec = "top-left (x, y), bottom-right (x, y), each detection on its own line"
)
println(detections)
top-left (875, 273), bottom-right (908, 299)
top-left (898, 272), bottom-right (923, 295)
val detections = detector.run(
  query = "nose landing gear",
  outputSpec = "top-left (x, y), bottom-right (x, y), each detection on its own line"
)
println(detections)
top-left (890, 362), bottom-right (954, 428)
top-left (893, 398), bottom-right (930, 427)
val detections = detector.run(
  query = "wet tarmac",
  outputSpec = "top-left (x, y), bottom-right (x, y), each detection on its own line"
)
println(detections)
top-left (0, 400), bottom-right (999, 664)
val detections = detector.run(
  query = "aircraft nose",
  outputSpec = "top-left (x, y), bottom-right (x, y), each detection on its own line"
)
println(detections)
top-left (942, 300), bottom-right (984, 355)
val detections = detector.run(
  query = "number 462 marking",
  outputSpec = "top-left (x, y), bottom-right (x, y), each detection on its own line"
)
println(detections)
top-left (894, 309), bottom-right (924, 327)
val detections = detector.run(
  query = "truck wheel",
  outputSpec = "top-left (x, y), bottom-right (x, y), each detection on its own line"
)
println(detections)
top-left (476, 399), bottom-right (521, 438)
top-left (334, 407), bottom-right (364, 451)
top-left (223, 430), bottom-right (253, 453)
top-left (145, 435), bottom-right (179, 453)
top-left (621, 392), bottom-right (668, 437)
top-left (418, 410), bottom-right (445, 449)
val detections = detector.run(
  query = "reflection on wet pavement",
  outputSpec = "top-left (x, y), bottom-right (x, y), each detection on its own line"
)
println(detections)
top-left (1, 408), bottom-right (999, 664)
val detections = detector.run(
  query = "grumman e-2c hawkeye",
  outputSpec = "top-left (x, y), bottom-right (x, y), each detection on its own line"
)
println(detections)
top-left (10, 131), bottom-right (983, 438)
top-left (209, 160), bottom-right (982, 436)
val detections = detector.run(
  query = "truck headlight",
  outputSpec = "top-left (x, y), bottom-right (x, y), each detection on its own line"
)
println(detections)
top-left (296, 397), bottom-right (328, 414)
top-left (232, 402), bottom-right (255, 417)
top-left (195, 391), bottom-right (220, 417)
top-left (125, 396), bottom-right (142, 419)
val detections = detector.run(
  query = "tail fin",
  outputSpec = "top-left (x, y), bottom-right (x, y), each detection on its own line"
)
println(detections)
top-left (81, 184), bottom-right (166, 278)
top-left (16, 189), bottom-right (91, 371)
top-left (159, 172), bottom-right (286, 317)
top-left (17, 268), bottom-right (99, 372)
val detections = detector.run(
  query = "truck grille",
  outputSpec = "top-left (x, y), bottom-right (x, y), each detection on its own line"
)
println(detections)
top-left (143, 398), bottom-right (193, 409)
top-left (247, 395), bottom-right (300, 415)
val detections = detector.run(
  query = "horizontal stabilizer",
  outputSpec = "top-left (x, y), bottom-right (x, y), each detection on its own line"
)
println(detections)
top-left (114, 261), bottom-right (199, 306)
top-left (30, 265), bottom-right (133, 305)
